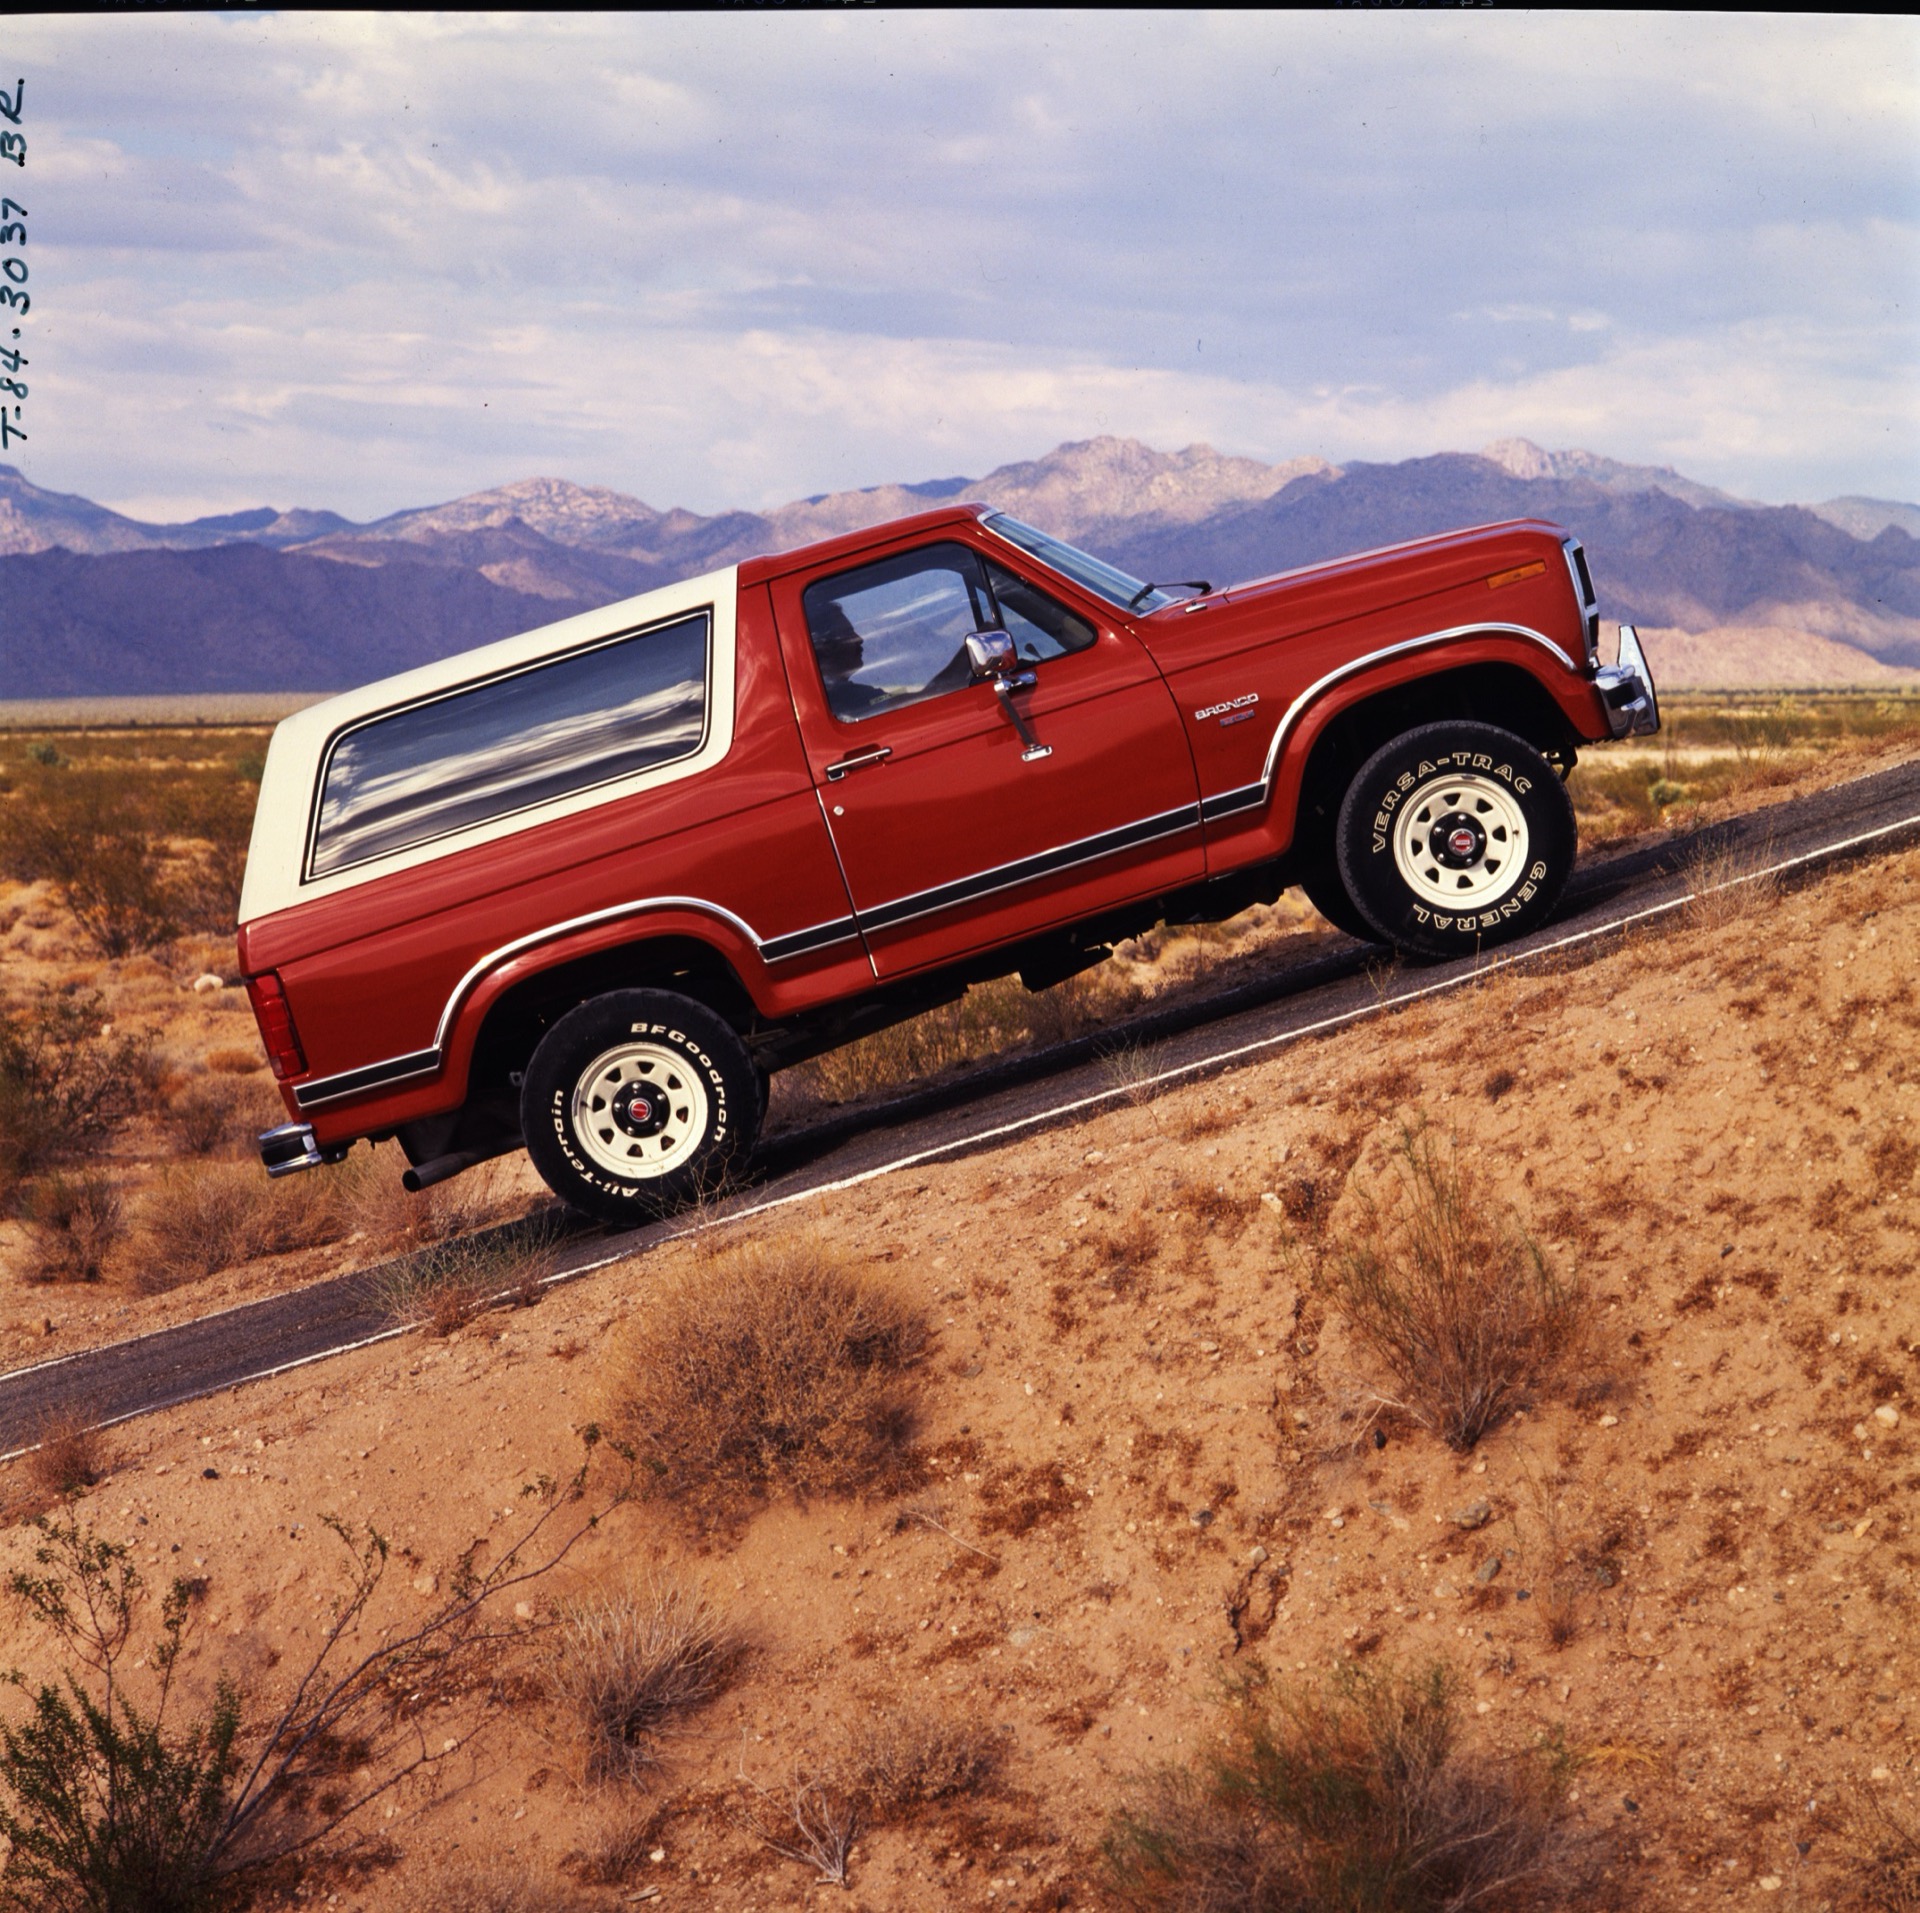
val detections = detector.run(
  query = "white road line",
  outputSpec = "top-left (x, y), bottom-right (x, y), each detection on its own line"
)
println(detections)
top-left (5, 796), bottom-right (1918, 1458)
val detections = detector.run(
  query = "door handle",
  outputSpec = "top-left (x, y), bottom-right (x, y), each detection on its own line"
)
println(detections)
top-left (825, 745), bottom-right (893, 781)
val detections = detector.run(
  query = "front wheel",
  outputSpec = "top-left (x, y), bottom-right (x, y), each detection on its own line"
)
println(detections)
top-left (520, 989), bottom-right (759, 1224)
top-left (1334, 721), bottom-right (1575, 960)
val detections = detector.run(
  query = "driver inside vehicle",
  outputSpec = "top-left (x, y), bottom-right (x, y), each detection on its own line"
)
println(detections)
top-left (810, 604), bottom-right (891, 719)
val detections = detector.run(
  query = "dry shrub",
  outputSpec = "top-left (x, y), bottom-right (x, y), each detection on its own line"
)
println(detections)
top-left (1520, 1471), bottom-right (1630, 1651)
top-left (1107, 1662), bottom-right (1583, 1913)
top-left (0, 986), bottom-right (148, 1206)
top-left (1090, 1215), bottom-right (1162, 1296)
top-left (169, 1076), bottom-right (242, 1157)
top-left (20, 1172), bottom-right (124, 1282)
top-left (739, 1774), bottom-right (860, 1888)
top-left (1331, 1123), bottom-right (1586, 1451)
top-left (573, 1800), bottom-right (670, 1885)
top-left (334, 1148), bottom-right (542, 1257)
top-left (0, 770), bottom-right (182, 954)
top-left (600, 1235), bottom-right (926, 1514)
top-left (547, 1576), bottom-right (742, 1781)
top-left (131, 1160), bottom-right (347, 1289)
top-left (23, 1407), bottom-right (107, 1503)
top-left (203, 1046), bottom-right (263, 1075)
top-left (836, 1706), bottom-right (999, 1820)
top-left (1842, 1784), bottom-right (1920, 1912)
top-left (133, 1161), bottom-right (275, 1288)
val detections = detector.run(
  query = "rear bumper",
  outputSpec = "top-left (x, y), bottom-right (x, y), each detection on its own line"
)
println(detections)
top-left (1594, 623), bottom-right (1659, 738)
top-left (258, 1121), bottom-right (345, 1178)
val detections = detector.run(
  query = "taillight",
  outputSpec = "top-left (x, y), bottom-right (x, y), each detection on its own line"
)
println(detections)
top-left (244, 971), bottom-right (308, 1082)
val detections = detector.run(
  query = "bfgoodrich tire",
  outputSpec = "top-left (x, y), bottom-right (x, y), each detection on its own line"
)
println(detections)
top-left (520, 990), bottom-right (759, 1224)
top-left (1334, 721), bottom-right (1575, 960)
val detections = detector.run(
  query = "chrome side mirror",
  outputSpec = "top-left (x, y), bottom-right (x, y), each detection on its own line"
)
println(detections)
top-left (965, 630), bottom-right (1017, 682)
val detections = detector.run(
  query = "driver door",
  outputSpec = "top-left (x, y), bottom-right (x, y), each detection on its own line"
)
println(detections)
top-left (769, 533), bottom-right (1203, 980)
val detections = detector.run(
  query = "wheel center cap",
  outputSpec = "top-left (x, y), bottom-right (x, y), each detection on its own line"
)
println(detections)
top-left (1432, 812), bottom-right (1486, 867)
top-left (611, 1080), bottom-right (671, 1139)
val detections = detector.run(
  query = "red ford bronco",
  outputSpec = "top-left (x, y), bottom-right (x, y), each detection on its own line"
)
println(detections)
top-left (239, 502), bottom-right (1657, 1221)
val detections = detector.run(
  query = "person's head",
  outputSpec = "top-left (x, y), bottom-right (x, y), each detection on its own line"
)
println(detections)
top-left (811, 604), bottom-right (864, 684)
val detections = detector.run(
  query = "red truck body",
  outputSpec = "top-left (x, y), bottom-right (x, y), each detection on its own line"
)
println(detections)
top-left (238, 501), bottom-right (1656, 1217)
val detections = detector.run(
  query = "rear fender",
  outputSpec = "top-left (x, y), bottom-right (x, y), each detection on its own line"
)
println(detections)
top-left (437, 908), bottom-right (764, 1104)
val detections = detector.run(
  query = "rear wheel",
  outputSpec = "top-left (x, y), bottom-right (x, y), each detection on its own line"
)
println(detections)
top-left (520, 989), bottom-right (758, 1223)
top-left (1334, 721), bottom-right (1575, 959)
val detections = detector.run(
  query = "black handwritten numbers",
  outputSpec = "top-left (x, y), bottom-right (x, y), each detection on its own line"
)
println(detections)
top-left (0, 81), bottom-right (23, 451)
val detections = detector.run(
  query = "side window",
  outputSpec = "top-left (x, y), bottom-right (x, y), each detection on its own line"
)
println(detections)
top-left (803, 543), bottom-right (993, 722)
top-left (308, 612), bottom-right (709, 879)
top-left (985, 558), bottom-right (1096, 664)
top-left (803, 542), bottom-right (1099, 723)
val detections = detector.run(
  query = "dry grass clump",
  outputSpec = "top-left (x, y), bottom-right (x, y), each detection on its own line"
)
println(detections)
top-left (1330, 1123), bottom-right (1586, 1451)
top-left (599, 1235), bottom-right (926, 1514)
top-left (132, 1161), bottom-right (277, 1289)
top-left (129, 1159), bottom-right (350, 1290)
top-left (373, 1214), bottom-right (563, 1335)
top-left (1106, 1662), bottom-right (1583, 1913)
top-left (21, 1407), bottom-right (107, 1503)
top-left (1680, 833), bottom-right (1781, 930)
top-left (168, 1076), bottom-right (244, 1157)
top-left (547, 1575), bottom-right (742, 1780)
top-left (835, 1705), bottom-right (1000, 1820)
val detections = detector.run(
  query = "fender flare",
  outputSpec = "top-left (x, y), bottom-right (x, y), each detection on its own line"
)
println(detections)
top-left (1254, 624), bottom-right (1599, 855)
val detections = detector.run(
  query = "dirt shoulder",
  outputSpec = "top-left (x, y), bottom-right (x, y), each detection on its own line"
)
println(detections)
top-left (1, 837), bottom-right (1914, 1908)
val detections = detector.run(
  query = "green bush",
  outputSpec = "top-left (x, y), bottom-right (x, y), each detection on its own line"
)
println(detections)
top-left (0, 1521), bottom-right (242, 1913)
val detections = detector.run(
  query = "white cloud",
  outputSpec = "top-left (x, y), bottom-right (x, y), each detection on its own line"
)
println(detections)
top-left (6, 11), bottom-right (1917, 517)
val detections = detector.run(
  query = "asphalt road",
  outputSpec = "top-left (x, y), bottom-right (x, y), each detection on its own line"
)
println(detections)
top-left (7, 755), bottom-right (1920, 1458)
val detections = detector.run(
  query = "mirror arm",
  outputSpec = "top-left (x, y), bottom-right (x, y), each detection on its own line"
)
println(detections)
top-left (994, 679), bottom-right (1050, 760)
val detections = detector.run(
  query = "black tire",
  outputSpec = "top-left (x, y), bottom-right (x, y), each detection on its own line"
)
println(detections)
top-left (1295, 851), bottom-right (1381, 943)
top-left (520, 989), bottom-right (758, 1224)
top-left (1334, 721), bottom-right (1575, 960)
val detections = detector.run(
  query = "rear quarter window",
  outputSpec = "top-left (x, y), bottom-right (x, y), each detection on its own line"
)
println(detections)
top-left (307, 611), bottom-right (710, 880)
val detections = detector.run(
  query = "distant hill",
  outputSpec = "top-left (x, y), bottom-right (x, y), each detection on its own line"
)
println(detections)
top-left (3, 441), bottom-right (1918, 694)
top-left (1100, 455), bottom-right (1920, 672)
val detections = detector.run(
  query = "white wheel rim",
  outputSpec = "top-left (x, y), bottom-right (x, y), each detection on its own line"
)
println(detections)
top-left (569, 1040), bottom-right (711, 1180)
top-left (1390, 771), bottom-right (1531, 910)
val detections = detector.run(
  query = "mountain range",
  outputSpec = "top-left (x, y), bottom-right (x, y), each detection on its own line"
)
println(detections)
top-left (4, 439), bottom-right (1918, 696)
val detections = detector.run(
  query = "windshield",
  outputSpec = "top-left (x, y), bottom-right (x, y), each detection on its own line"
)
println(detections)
top-left (981, 513), bottom-right (1176, 615)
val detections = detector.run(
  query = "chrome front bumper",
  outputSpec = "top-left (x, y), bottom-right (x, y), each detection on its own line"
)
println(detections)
top-left (258, 1121), bottom-right (344, 1178)
top-left (1595, 623), bottom-right (1660, 738)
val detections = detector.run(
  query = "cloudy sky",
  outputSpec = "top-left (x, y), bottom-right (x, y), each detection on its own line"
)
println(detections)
top-left (8, 11), bottom-right (1919, 521)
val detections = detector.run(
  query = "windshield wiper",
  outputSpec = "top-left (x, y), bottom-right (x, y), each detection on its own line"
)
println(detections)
top-left (1127, 579), bottom-right (1212, 610)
